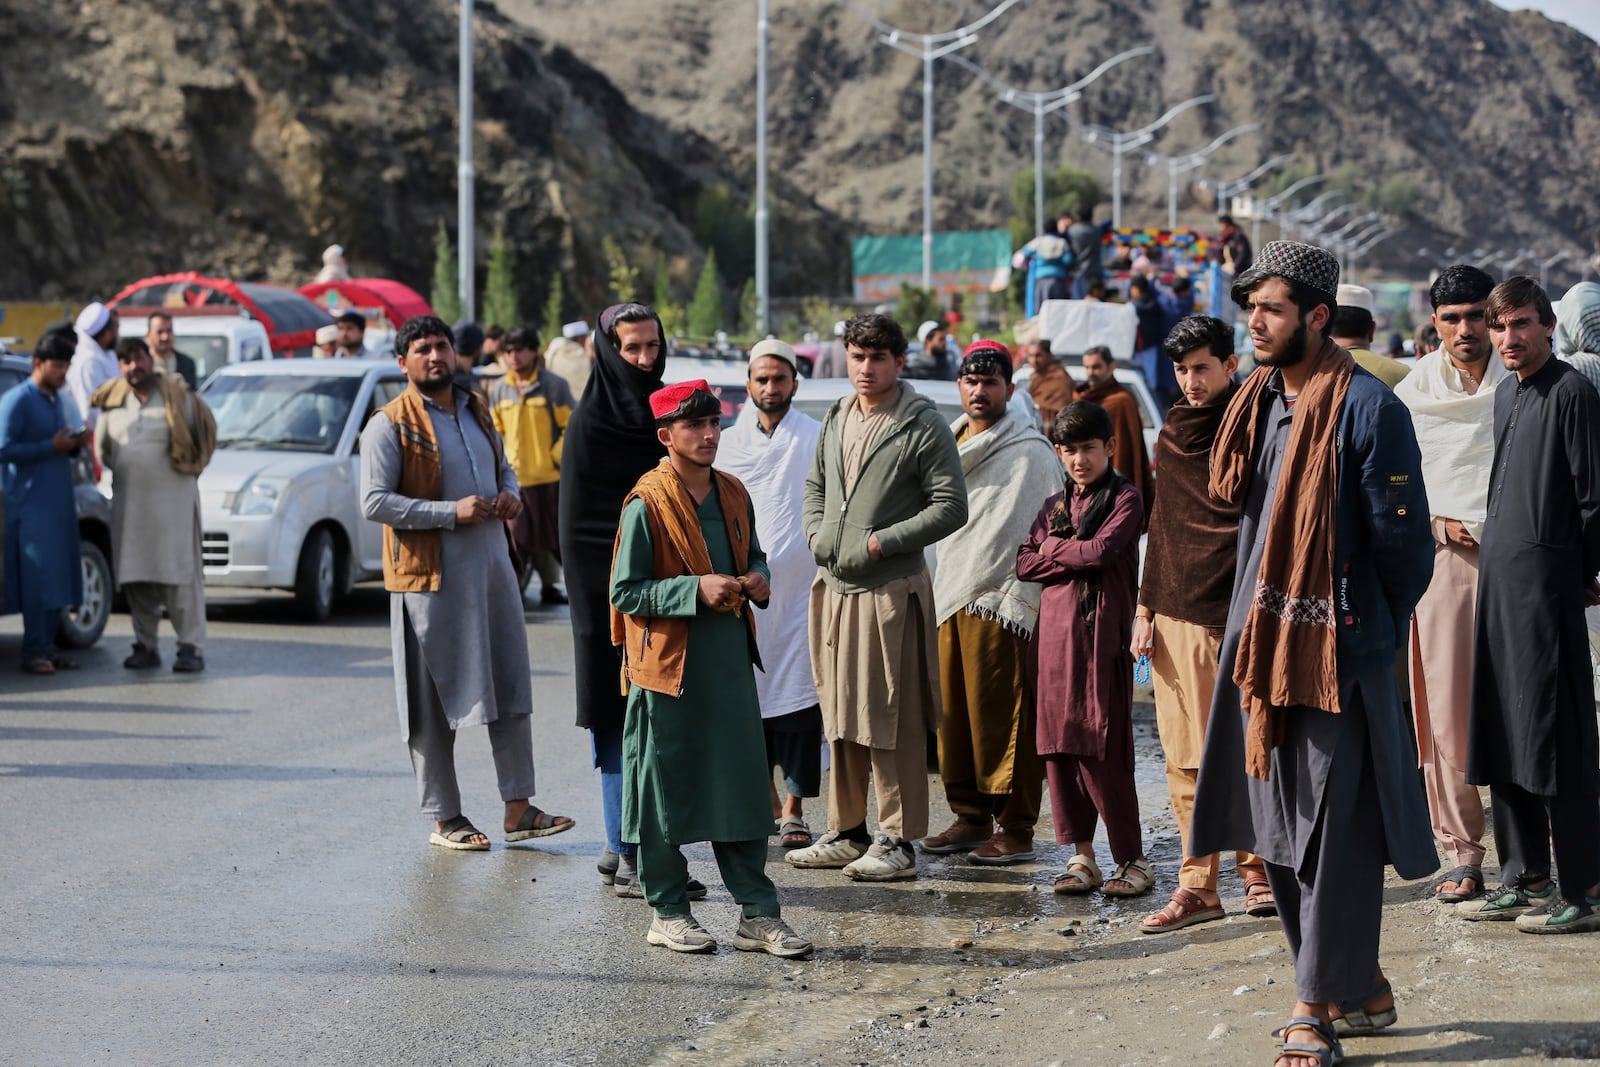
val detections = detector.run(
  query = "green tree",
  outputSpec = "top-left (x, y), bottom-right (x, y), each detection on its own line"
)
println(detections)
top-left (737, 278), bottom-right (760, 338)
top-left (687, 250), bottom-right (723, 338)
top-left (894, 283), bottom-right (941, 332)
top-left (1008, 166), bottom-right (1103, 246)
top-left (693, 185), bottom-right (754, 284)
top-left (430, 218), bottom-right (462, 324)
top-left (540, 272), bottom-right (564, 344)
top-left (482, 226), bottom-right (518, 328)
top-left (653, 264), bottom-right (686, 340)
top-left (603, 236), bottom-right (641, 303)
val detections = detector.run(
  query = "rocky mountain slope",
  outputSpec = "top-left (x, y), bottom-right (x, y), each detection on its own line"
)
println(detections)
top-left (503, 0), bottom-right (1600, 279)
top-left (0, 0), bottom-right (849, 312)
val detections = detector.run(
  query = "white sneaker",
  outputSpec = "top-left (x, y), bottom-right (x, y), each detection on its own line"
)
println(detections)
top-left (785, 829), bottom-right (869, 869)
top-left (844, 833), bottom-right (918, 881)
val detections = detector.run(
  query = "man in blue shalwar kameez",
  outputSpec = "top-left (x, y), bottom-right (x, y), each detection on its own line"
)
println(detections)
top-left (1, 330), bottom-right (89, 674)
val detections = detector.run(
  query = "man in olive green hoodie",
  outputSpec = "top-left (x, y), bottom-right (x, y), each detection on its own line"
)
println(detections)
top-left (791, 313), bottom-right (968, 881)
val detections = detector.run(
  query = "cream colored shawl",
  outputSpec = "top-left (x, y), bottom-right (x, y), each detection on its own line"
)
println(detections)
top-left (1392, 349), bottom-right (1506, 541)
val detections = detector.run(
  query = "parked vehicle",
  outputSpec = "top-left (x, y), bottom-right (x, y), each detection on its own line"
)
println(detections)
top-left (197, 360), bottom-right (408, 620)
top-left (114, 313), bottom-right (271, 386)
top-left (0, 352), bottom-right (115, 648)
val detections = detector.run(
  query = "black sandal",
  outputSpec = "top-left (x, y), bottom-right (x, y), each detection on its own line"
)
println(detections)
top-left (1435, 864), bottom-right (1483, 903)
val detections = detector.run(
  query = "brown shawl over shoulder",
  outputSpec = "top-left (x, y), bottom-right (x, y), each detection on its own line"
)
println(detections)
top-left (1208, 338), bottom-right (1353, 780)
top-left (1138, 381), bottom-right (1240, 628)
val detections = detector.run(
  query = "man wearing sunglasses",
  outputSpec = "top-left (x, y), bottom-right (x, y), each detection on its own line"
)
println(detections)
top-left (1391, 264), bottom-right (1501, 909)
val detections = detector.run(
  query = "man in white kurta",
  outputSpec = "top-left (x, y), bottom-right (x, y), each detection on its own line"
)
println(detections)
top-left (93, 338), bottom-right (210, 671)
top-left (1392, 264), bottom-right (1505, 903)
top-left (69, 302), bottom-right (120, 429)
top-left (718, 340), bottom-right (826, 849)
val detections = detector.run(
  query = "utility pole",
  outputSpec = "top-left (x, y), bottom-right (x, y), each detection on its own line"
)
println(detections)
top-left (754, 0), bottom-right (769, 333)
top-left (1137, 123), bottom-right (1258, 229)
top-left (847, 0), bottom-right (1023, 289)
top-left (1070, 94), bottom-right (1214, 228)
top-left (458, 0), bottom-right (475, 322)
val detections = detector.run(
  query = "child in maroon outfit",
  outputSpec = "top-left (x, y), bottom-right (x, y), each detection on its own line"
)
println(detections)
top-left (1017, 400), bottom-right (1152, 897)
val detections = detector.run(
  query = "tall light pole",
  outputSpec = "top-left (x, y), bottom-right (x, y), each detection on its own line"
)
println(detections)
top-left (458, 0), bottom-right (475, 321)
top-left (1071, 94), bottom-right (1215, 228)
top-left (947, 46), bottom-right (1156, 237)
top-left (1138, 123), bottom-right (1259, 229)
top-left (1251, 170), bottom-right (1321, 248)
top-left (754, 0), bottom-right (770, 333)
top-left (847, 0), bottom-right (1024, 289)
top-left (1213, 151), bottom-right (1297, 217)
top-left (1540, 250), bottom-right (1572, 289)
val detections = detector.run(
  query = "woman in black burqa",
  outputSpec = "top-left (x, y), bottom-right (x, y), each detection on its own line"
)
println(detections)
top-left (559, 303), bottom-right (668, 883)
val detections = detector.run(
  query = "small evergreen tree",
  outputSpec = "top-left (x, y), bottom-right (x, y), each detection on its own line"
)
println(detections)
top-left (737, 277), bottom-right (760, 338)
top-left (894, 283), bottom-right (941, 333)
top-left (686, 251), bottom-right (722, 338)
top-left (540, 273), bottom-right (564, 344)
top-left (431, 218), bottom-right (462, 324)
top-left (653, 264), bottom-right (686, 341)
top-left (482, 226), bottom-right (518, 328)
top-left (603, 236), bottom-right (641, 303)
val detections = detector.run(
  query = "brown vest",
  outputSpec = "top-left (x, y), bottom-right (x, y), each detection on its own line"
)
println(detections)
top-left (610, 464), bottom-right (757, 697)
top-left (378, 384), bottom-right (512, 593)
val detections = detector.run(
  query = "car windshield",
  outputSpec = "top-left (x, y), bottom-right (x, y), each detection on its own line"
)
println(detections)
top-left (204, 374), bottom-right (360, 453)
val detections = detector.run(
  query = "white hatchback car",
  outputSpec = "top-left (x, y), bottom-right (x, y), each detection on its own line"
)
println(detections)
top-left (197, 360), bottom-right (408, 619)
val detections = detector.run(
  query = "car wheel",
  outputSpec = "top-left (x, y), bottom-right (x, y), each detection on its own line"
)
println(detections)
top-left (57, 539), bottom-right (112, 649)
top-left (293, 527), bottom-right (337, 622)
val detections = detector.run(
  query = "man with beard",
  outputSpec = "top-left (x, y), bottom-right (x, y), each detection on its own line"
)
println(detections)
top-left (361, 316), bottom-right (573, 850)
top-left (1392, 265), bottom-right (1503, 905)
top-left (1024, 339), bottom-right (1073, 430)
top-left (608, 380), bottom-right (811, 958)
top-left (717, 339), bottom-right (826, 849)
top-left (560, 303), bottom-right (703, 899)
top-left (1462, 276), bottom-right (1600, 935)
top-left (93, 337), bottom-right (215, 672)
top-left (1132, 315), bottom-right (1273, 934)
top-left (1073, 345), bottom-right (1150, 517)
top-left (1, 329), bottom-right (89, 674)
top-left (68, 302), bottom-right (119, 428)
top-left (335, 312), bottom-right (373, 360)
top-left (920, 341), bottom-right (1059, 865)
top-left (789, 312), bottom-right (967, 882)
top-left (145, 312), bottom-right (198, 389)
top-left (1189, 242), bottom-right (1436, 1065)
top-left (1331, 285), bottom-right (1409, 390)
top-left (906, 321), bottom-right (954, 380)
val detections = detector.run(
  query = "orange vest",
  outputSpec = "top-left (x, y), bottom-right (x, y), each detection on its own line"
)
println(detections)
top-left (610, 464), bottom-right (758, 697)
top-left (378, 385), bottom-right (513, 593)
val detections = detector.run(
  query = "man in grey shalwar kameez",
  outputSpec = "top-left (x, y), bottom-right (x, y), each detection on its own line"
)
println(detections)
top-left (361, 316), bottom-right (573, 851)
top-left (1189, 243), bottom-right (1436, 1067)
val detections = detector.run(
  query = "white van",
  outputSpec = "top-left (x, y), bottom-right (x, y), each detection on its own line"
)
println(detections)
top-left (116, 313), bottom-right (272, 386)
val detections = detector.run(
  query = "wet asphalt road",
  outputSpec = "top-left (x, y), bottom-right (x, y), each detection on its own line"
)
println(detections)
top-left (1, 588), bottom-right (1175, 1066)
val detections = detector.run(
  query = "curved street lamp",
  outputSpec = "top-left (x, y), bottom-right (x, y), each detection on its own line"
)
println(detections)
top-left (1069, 93), bottom-right (1216, 227)
top-left (846, 0), bottom-right (1026, 287)
top-left (946, 46), bottom-right (1157, 236)
top-left (1140, 123), bottom-right (1260, 229)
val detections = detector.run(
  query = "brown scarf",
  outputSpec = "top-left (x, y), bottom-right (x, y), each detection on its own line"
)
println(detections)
top-left (1208, 337), bottom-right (1353, 780)
top-left (90, 372), bottom-right (217, 475)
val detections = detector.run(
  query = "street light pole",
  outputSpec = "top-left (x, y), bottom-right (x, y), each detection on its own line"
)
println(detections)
top-left (947, 47), bottom-right (1155, 238)
top-left (1250, 169), bottom-right (1319, 247)
top-left (847, 0), bottom-right (1024, 289)
top-left (1070, 94), bottom-right (1215, 228)
top-left (754, 0), bottom-right (769, 333)
top-left (1540, 250), bottom-right (1572, 290)
top-left (458, 0), bottom-right (475, 321)
top-left (1137, 123), bottom-right (1259, 229)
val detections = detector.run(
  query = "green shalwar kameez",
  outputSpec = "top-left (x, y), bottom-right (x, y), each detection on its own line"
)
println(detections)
top-left (611, 488), bottom-right (780, 918)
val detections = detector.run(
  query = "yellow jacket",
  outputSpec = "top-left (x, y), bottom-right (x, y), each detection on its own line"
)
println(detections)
top-left (487, 369), bottom-right (576, 487)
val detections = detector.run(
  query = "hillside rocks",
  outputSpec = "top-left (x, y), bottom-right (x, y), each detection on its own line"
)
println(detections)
top-left (0, 0), bottom-right (849, 311)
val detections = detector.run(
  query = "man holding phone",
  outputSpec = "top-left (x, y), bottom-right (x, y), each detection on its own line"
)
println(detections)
top-left (1, 329), bottom-right (91, 674)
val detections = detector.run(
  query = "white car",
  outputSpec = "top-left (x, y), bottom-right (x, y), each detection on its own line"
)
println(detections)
top-left (197, 360), bottom-right (408, 619)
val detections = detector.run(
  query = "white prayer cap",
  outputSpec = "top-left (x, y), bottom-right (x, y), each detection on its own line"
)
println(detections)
top-left (322, 244), bottom-right (345, 262)
top-left (1336, 284), bottom-right (1375, 314)
top-left (315, 324), bottom-right (339, 345)
top-left (917, 320), bottom-right (941, 343)
top-left (833, 320), bottom-right (846, 338)
top-left (76, 302), bottom-right (111, 336)
top-left (562, 320), bottom-right (591, 340)
top-left (748, 337), bottom-right (798, 374)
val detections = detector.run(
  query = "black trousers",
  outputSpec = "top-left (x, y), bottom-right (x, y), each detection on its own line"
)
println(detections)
top-left (1490, 781), bottom-right (1600, 905)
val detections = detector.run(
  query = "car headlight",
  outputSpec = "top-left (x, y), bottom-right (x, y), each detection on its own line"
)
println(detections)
top-left (233, 477), bottom-right (289, 517)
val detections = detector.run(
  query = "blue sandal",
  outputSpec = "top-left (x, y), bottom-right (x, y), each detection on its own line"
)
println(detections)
top-left (1277, 1015), bottom-right (1344, 1066)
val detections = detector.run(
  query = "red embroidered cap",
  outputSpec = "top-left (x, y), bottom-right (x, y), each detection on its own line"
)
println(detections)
top-left (649, 379), bottom-right (712, 420)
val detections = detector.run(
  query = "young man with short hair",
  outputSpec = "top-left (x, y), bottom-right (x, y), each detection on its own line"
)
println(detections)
top-left (609, 379), bottom-right (811, 958)
top-left (1393, 264), bottom-right (1503, 904)
top-left (145, 311), bottom-right (198, 388)
top-left (1463, 276), bottom-right (1600, 934)
top-left (335, 311), bottom-right (372, 360)
top-left (922, 341), bottom-right (1060, 865)
top-left (792, 312), bottom-right (967, 882)
top-left (0, 329), bottom-right (90, 674)
top-left (488, 325), bottom-right (575, 605)
top-left (1074, 345), bottom-right (1151, 516)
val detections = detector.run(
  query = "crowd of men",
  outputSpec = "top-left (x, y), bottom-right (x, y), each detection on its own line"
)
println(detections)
top-left (6, 232), bottom-right (1599, 1065)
